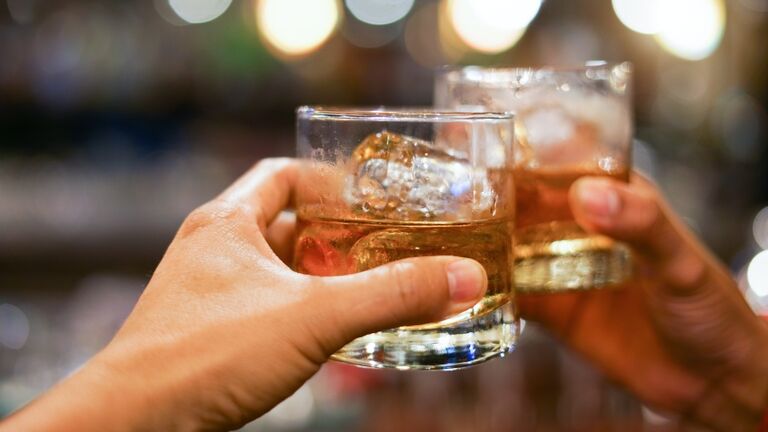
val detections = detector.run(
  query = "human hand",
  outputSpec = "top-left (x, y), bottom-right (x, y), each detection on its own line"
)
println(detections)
top-left (1, 158), bottom-right (488, 432)
top-left (518, 174), bottom-right (768, 432)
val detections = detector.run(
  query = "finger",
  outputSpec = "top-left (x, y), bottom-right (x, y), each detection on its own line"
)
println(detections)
top-left (569, 176), bottom-right (676, 258)
top-left (265, 210), bottom-right (297, 265)
top-left (568, 175), bottom-right (711, 293)
top-left (315, 257), bottom-right (488, 340)
top-left (219, 158), bottom-right (299, 231)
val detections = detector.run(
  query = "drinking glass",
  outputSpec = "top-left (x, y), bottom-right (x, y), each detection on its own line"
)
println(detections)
top-left (436, 62), bottom-right (633, 292)
top-left (293, 107), bottom-right (518, 369)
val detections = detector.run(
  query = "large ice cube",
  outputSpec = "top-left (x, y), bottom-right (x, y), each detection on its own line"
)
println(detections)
top-left (518, 106), bottom-right (602, 167)
top-left (344, 131), bottom-right (495, 220)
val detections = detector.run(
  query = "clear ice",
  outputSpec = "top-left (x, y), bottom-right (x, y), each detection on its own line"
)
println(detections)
top-left (343, 131), bottom-right (494, 220)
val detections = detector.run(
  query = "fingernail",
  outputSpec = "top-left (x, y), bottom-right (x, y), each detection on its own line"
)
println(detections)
top-left (446, 259), bottom-right (485, 303)
top-left (577, 180), bottom-right (620, 218)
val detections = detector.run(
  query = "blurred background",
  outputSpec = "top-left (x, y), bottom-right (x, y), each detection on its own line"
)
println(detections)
top-left (1, 0), bottom-right (767, 430)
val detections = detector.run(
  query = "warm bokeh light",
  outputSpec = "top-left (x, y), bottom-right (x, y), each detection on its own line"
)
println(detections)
top-left (256, 0), bottom-right (341, 57)
top-left (168, 0), bottom-right (233, 24)
top-left (345, 0), bottom-right (414, 26)
top-left (747, 250), bottom-right (768, 297)
top-left (754, 207), bottom-right (768, 250)
top-left (655, 0), bottom-right (725, 61)
top-left (447, 0), bottom-right (537, 54)
top-left (611, 0), bottom-right (662, 34)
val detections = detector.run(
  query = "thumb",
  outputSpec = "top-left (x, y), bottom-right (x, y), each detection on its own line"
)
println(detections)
top-left (316, 257), bottom-right (488, 341)
top-left (569, 176), bottom-right (676, 255)
top-left (568, 175), bottom-right (716, 294)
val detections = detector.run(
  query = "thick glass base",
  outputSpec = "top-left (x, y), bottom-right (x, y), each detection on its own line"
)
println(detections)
top-left (331, 302), bottom-right (518, 370)
top-left (514, 222), bottom-right (632, 293)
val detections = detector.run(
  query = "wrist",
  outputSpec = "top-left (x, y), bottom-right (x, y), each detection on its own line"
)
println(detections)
top-left (88, 343), bottom-right (204, 431)
top-left (0, 355), bottom-right (155, 432)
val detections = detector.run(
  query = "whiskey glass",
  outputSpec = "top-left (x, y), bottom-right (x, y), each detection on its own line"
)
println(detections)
top-left (293, 107), bottom-right (518, 369)
top-left (436, 62), bottom-right (633, 292)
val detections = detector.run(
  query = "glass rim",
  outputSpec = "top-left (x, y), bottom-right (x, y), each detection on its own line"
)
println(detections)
top-left (296, 106), bottom-right (515, 122)
top-left (438, 60), bottom-right (632, 74)
top-left (438, 61), bottom-right (632, 85)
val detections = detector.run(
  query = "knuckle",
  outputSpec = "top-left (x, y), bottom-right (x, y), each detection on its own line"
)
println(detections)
top-left (663, 252), bottom-right (708, 292)
top-left (179, 200), bottom-right (250, 238)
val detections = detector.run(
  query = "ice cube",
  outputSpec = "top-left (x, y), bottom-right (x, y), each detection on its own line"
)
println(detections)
top-left (344, 131), bottom-right (495, 220)
top-left (518, 107), bottom-right (601, 166)
top-left (478, 84), bottom-right (630, 169)
top-left (524, 107), bottom-right (576, 149)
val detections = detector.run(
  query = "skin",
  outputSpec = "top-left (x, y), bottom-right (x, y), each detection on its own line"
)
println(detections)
top-left (518, 174), bottom-right (768, 431)
top-left (0, 158), bottom-right (488, 432)
top-left (1, 161), bottom-right (766, 431)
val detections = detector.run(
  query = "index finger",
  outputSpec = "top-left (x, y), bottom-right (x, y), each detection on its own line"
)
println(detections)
top-left (219, 158), bottom-right (299, 231)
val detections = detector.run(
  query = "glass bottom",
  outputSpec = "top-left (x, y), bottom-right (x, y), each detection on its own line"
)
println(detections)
top-left (514, 221), bottom-right (632, 293)
top-left (332, 302), bottom-right (518, 370)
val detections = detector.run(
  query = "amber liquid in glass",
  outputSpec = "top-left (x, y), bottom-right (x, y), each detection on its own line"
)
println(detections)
top-left (293, 214), bottom-right (517, 369)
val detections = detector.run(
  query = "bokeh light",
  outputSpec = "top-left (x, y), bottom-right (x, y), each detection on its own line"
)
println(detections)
top-left (345, 0), bottom-right (414, 26)
top-left (612, 0), bottom-right (663, 34)
top-left (256, 0), bottom-right (341, 57)
top-left (754, 207), bottom-right (768, 250)
top-left (436, 0), bottom-right (471, 60)
top-left (747, 250), bottom-right (768, 297)
top-left (168, 0), bottom-right (233, 24)
top-left (655, 0), bottom-right (726, 61)
top-left (447, 0), bottom-right (539, 54)
top-left (0, 303), bottom-right (30, 350)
